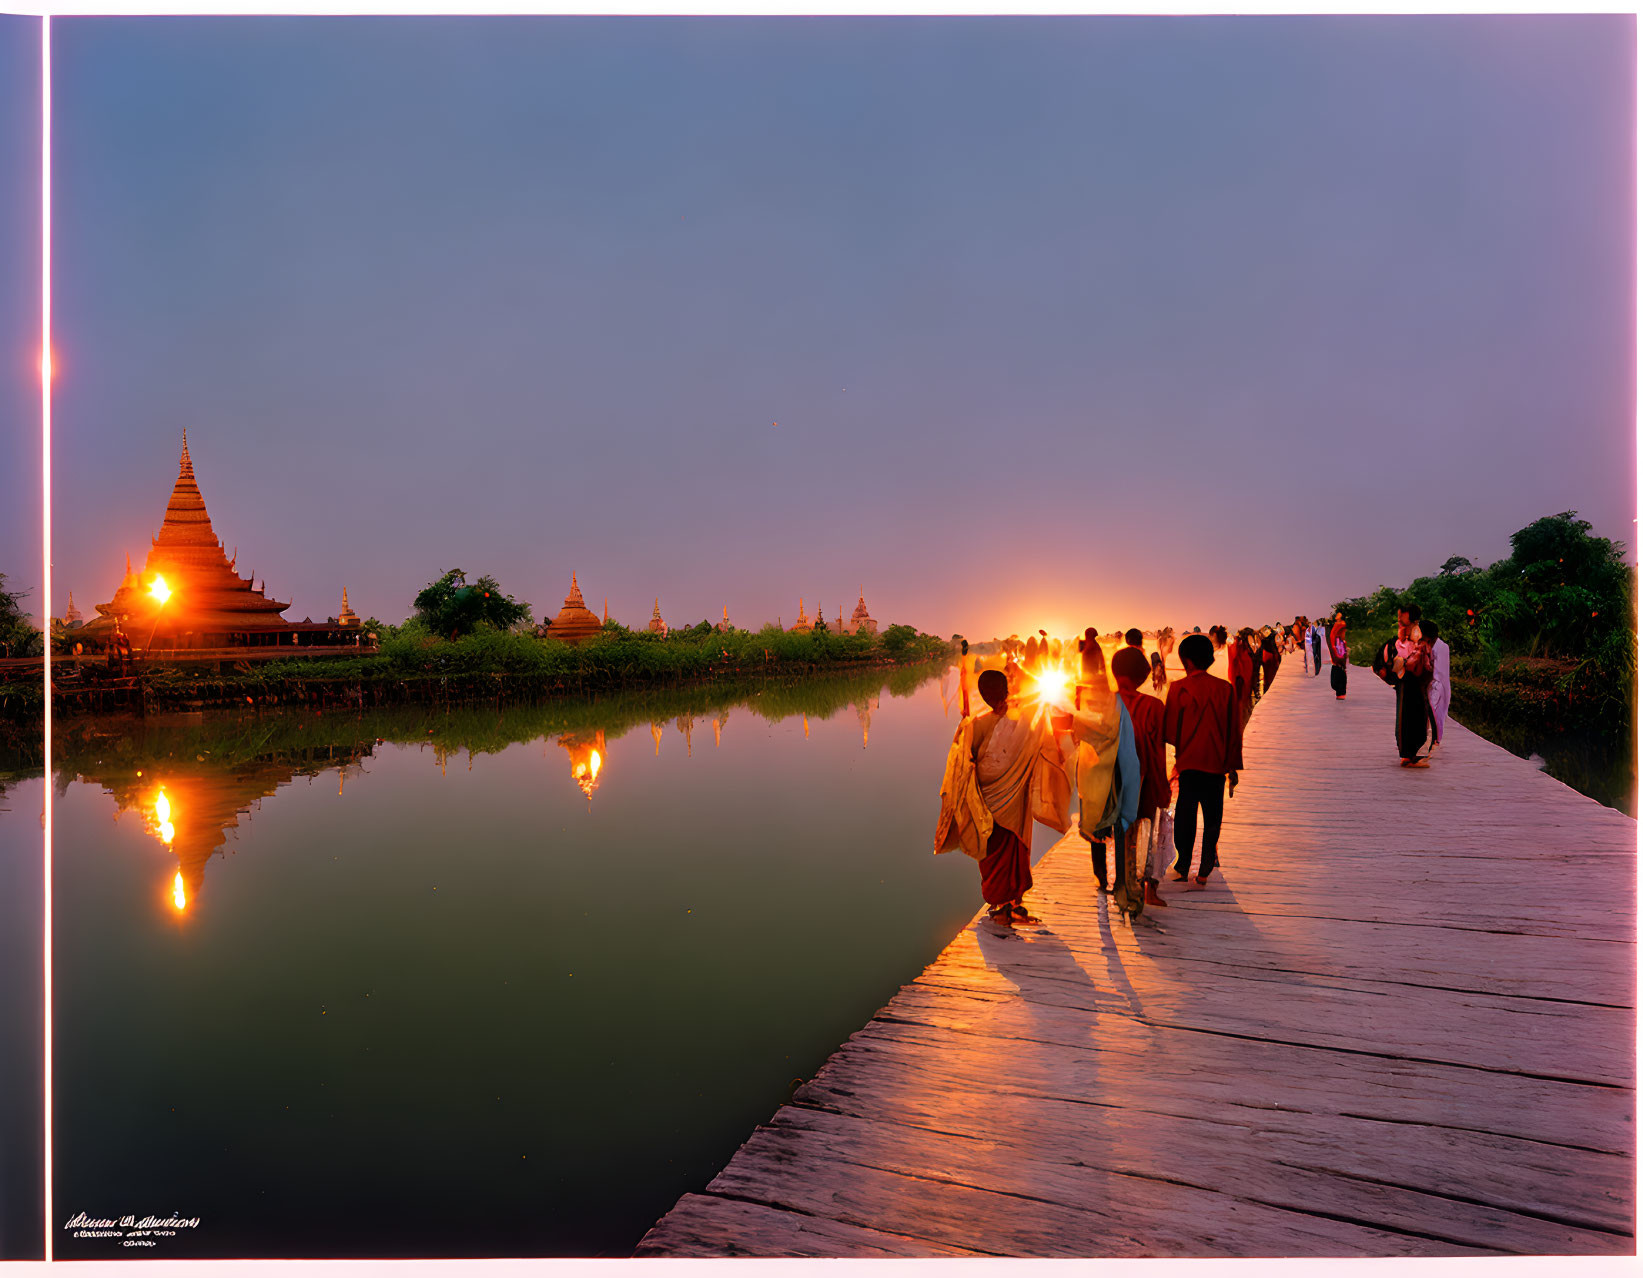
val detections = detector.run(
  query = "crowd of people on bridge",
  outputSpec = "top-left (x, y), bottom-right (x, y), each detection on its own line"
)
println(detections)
top-left (935, 607), bottom-right (1450, 927)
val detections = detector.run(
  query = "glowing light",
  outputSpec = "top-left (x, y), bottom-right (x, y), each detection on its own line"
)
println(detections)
top-left (148, 574), bottom-right (172, 605)
top-left (571, 748), bottom-right (603, 798)
top-left (1031, 668), bottom-right (1071, 710)
top-left (172, 871), bottom-right (186, 912)
top-left (40, 345), bottom-right (52, 384)
top-left (154, 789), bottom-right (175, 845)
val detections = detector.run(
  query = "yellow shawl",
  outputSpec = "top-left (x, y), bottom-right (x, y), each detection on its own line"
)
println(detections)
top-left (1071, 680), bottom-right (1122, 839)
top-left (935, 711), bottom-right (1071, 860)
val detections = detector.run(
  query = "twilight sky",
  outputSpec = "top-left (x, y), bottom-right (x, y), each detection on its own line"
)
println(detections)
top-left (44, 16), bottom-right (1636, 639)
top-left (1, 17), bottom-right (39, 627)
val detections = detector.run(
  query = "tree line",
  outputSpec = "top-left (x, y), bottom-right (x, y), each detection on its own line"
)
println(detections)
top-left (1331, 511), bottom-right (1636, 736)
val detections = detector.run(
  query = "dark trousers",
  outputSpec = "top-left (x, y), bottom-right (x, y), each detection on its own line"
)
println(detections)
top-left (1173, 770), bottom-right (1225, 877)
top-left (1330, 663), bottom-right (1347, 697)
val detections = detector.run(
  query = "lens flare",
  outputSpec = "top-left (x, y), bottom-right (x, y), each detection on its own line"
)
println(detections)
top-left (172, 870), bottom-right (186, 912)
top-left (149, 574), bottom-right (172, 605)
top-left (1032, 668), bottom-right (1071, 710)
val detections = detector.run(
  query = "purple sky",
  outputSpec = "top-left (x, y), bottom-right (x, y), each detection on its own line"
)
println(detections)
top-left (0, 17), bottom-right (40, 627)
top-left (32, 17), bottom-right (1639, 639)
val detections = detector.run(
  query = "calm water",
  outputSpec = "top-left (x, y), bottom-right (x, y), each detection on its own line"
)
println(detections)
top-left (20, 666), bottom-right (1047, 1259)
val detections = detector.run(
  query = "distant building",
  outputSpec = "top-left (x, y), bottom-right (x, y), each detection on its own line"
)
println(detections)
top-left (649, 599), bottom-right (669, 637)
top-left (549, 572), bottom-right (603, 645)
top-left (59, 590), bottom-right (83, 630)
top-left (716, 605), bottom-right (731, 633)
top-left (337, 587), bottom-right (360, 628)
top-left (850, 589), bottom-right (877, 637)
top-left (789, 597), bottom-right (813, 634)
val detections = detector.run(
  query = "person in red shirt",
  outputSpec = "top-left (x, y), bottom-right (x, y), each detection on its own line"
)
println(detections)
top-left (1111, 646), bottom-right (1169, 912)
top-left (1226, 626), bottom-right (1256, 726)
top-left (1163, 634), bottom-right (1244, 885)
top-left (1329, 612), bottom-right (1349, 700)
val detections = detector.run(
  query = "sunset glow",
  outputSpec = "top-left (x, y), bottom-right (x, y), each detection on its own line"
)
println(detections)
top-left (1031, 669), bottom-right (1071, 711)
top-left (172, 870), bottom-right (186, 912)
top-left (153, 789), bottom-right (174, 845)
top-left (572, 747), bottom-right (603, 799)
top-left (148, 573), bottom-right (171, 605)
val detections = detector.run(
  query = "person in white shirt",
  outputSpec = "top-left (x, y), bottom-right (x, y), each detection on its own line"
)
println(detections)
top-left (1426, 621), bottom-right (1451, 750)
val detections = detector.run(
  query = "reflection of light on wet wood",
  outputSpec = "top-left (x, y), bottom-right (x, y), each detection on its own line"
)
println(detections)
top-left (640, 670), bottom-right (1636, 1257)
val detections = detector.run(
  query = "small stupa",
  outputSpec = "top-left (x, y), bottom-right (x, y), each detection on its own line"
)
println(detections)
top-left (337, 587), bottom-right (360, 628)
top-left (716, 605), bottom-right (730, 633)
top-left (790, 597), bottom-right (813, 634)
top-left (649, 599), bottom-right (668, 636)
top-left (61, 591), bottom-right (83, 629)
top-left (850, 588), bottom-right (877, 637)
top-left (549, 572), bottom-right (603, 645)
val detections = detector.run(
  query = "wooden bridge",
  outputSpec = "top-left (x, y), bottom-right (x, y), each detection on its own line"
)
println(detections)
top-left (639, 662), bottom-right (1636, 1257)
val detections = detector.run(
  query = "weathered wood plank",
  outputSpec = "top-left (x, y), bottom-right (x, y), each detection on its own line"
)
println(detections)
top-left (640, 663), bottom-right (1636, 1257)
top-left (632, 1194), bottom-right (989, 1257)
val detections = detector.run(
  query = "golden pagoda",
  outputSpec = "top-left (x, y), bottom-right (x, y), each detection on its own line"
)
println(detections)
top-left (649, 598), bottom-right (668, 636)
top-left (850, 588), bottom-right (877, 637)
top-left (716, 605), bottom-right (730, 633)
top-left (549, 572), bottom-right (603, 645)
top-left (61, 590), bottom-right (83, 628)
top-left (337, 587), bottom-right (360, 628)
top-left (81, 434), bottom-right (295, 649)
top-left (790, 597), bottom-right (813, 634)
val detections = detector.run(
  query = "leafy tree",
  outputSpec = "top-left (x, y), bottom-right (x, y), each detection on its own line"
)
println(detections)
top-left (1439, 556), bottom-right (1475, 576)
top-left (412, 569), bottom-right (531, 640)
top-left (881, 623), bottom-right (919, 654)
top-left (0, 574), bottom-right (43, 659)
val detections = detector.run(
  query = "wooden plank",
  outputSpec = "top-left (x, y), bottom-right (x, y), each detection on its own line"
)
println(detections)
top-left (640, 663), bottom-right (1636, 1257)
top-left (632, 1194), bottom-right (989, 1257)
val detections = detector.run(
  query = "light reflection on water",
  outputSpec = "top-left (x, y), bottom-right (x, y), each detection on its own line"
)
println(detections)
top-left (43, 666), bottom-right (998, 1258)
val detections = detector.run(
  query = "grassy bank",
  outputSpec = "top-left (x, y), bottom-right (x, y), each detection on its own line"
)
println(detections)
top-left (5, 619), bottom-right (954, 724)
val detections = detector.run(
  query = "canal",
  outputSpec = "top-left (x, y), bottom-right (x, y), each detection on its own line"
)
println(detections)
top-left (15, 665), bottom-right (1043, 1259)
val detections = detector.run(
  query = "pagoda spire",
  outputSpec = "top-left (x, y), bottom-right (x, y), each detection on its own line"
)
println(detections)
top-left (603, 597), bottom-right (609, 623)
top-left (154, 429), bottom-right (224, 557)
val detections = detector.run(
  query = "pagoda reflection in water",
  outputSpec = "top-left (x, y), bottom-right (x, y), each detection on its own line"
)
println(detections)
top-left (58, 659), bottom-right (921, 913)
top-left (84, 744), bottom-right (376, 914)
